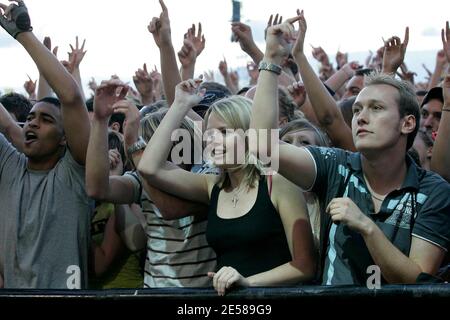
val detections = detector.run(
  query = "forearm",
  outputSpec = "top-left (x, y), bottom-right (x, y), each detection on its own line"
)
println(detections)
top-left (245, 44), bottom-right (264, 65)
top-left (143, 180), bottom-right (208, 220)
top-left (72, 67), bottom-right (86, 101)
top-left (160, 43), bottom-right (182, 105)
top-left (362, 222), bottom-right (423, 283)
top-left (428, 63), bottom-right (445, 90)
top-left (222, 73), bottom-right (238, 94)
top-left (325, 67), bottom-right (352, 92)
top-left (17, 32), bottom-right (82, 105)
top-left (247, 262), bottom-right (313, 286)
top-left (86, 117), bottom-right (111, 200)
top-left (139, 103), bottom-right (187, 175)
top-left (295, 53), bottom-right (341, 126)
top-left (430, 108), bottom-right (450, 182)
top-left (0, 104), bottom-right (24, 152)
top-left (37, 73), bottom-right (53, 100)
top-left (250, 57), bottom-right (280, 131)
top-left (181, 64), bottom-right (196, 81)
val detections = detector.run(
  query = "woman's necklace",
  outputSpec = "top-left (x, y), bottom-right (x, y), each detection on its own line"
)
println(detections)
top-left (231, 183), bottom-right (246, 208)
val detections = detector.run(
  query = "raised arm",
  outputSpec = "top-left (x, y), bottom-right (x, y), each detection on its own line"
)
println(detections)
top-left (147, 0), bottom-right (179, 106)
top-left (0, 1), bottom-right (90, 164)
top-left (430, 23), bottom-right (450, 182)
top-left (65, 36), bottom-right (87, 100)
top-left (133, 63), bottom-right (155, 106)
top-left (37, 36), bottom-right (56, 99)
top-left (179, 23), bottom-right (205, 81)
top-left (231, 21), bottom-right (264, 65)
top-left (381, 27), bottom-right (409, 75)
top-left (86, 80), bottom-right (137, 204)
top-left (291, 14), bottom-right (355, 151)
top-left (0, 102), bottom-right (23, 151)
top-left (249, 11), bottom-right (317, 190)
top-left (137, 79), bottom-right (213, 205)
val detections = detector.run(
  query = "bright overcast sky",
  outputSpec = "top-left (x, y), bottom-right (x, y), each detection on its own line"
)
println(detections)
top-left (0, 0), bottom-right (449, 94)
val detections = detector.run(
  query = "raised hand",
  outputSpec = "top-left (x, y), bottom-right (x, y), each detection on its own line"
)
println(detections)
top-left (218, 57), bottom-right (228, 76)
top-left (23, 74), bottom-right (36, 97)
top-left (0, 0), bottom-right (32, 38)
top-left (178, 38), bottom-right (197, 67)
top-left (112, 99), bottom-right (141, 147)
top-left (265, 12), bottom-right (303, 65)
top-left (336, 50), bottom-right (348, 69)
top-left (93, 79), bottom-right (129, 121)
top-left (230, 70), bottom-right (239, 89)
top-left (150, 66), bottom-right (162, 101)
top-left (291, 10), bottom-right (307, 59)
top-left (442, 21), bottom-right (450, 63)
top-left (443, 72), bottom-right (450, 107)
top-left (246, 61), bottom-right (259, 85)
top-left (264, 13), bottom-right (283, 39)
top-left (43, 36), bottom-right (58, 56)
top-left (287, 81), bottom-right (306, 107)
top-left (133, 63), bottom-right (154, 105)
top-left (397, 63), bottom-right (416, 84)
top-left (147, 0), bottom-right (171, 48)
top-left (185, 23), bottom-right (205, 57)
top-left (88, 77), bottom-right (98, 94)
top-left (67, 36), bottom-right (87, 70)
top-left (230, 21), bottom-right (256, 53)
top-left (203, 70), bottom-right (215, 82)
top-left (381, 27), bottom-right (409, 74)
top-left (311, 46), bottom-right (330, 66)
top-left (173, 78), bottom-right (205, 109)
top-left (436, 49), bottom-right (447, 68)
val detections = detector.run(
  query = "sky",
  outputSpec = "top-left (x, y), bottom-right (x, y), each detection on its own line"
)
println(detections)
top-left (0, 0), bottom-right (449, 94)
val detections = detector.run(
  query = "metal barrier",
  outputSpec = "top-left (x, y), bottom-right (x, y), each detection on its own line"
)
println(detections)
top-left (1, 285), bottom-right (449, 317)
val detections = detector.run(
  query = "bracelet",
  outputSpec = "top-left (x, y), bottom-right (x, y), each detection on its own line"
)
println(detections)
top-left (127, 136), bottom-right (147, 158)
top-left (258, 61), bottom-right (282, 75)
top-left (442, 108), bottom-right (450, 112)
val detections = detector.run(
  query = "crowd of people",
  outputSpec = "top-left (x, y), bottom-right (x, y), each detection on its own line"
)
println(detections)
top-left (0, 0), bottom-right (449, 294)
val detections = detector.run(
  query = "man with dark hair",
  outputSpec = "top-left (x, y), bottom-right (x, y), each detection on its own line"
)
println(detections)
top-left (420, 86), bottom-right (444, 135)
top-left (0, 92), bottom-right (32, 123)
top-left (0, 1), bottom-right (91, 289)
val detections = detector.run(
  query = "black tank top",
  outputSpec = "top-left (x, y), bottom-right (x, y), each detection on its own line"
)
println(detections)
top-left (206, 177), bottom-right (292, 277)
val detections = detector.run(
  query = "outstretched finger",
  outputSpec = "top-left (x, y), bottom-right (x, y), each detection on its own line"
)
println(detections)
top-left (267, 14), bottom-right (273, 27)
top-left (143, 63), bottom-right (148, 74)
top-left (198, 22), bottom-right (202, 38)
top-left (81, 38), bottom-right (86, 51)
top-left (159, 0), bottom-right (168, 13)
top-left (403, 27), bottom-right (409, 47)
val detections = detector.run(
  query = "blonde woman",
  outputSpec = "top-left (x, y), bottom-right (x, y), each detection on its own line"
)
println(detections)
top-left (138, 80), bottom-right (317, 295)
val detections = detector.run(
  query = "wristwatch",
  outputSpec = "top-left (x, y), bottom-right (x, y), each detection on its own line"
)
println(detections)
top-left (127, 136), bottom-right (147, 157)
top-left (258, 61), bottom-right (282, 75)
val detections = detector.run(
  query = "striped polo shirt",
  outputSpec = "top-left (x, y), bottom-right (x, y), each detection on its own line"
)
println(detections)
top-left (305, 146), bottom-right (450, 286)
top-left (125, 171), bottom-right (217, 288)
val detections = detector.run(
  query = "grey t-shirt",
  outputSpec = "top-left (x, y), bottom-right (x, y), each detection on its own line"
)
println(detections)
top-left (0, 134), bottom-right (91, 289)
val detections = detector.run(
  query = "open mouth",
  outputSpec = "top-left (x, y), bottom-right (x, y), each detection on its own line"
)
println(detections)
top-left (24, 131), bottom-right (38, 144)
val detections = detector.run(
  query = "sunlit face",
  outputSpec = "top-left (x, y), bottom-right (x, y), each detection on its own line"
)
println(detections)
top-left (343, 75), bottom-right (365, 99)
top-left (281, 129), bottom-right (318, 148)
top-left (352, 84), bottom-right (406, 153)
top-left (22, 102), bottom-right (65, 161)
top-left (420, 99), bottom-right (442, 134)
top-left (205, 112), bottom-right (246, 169)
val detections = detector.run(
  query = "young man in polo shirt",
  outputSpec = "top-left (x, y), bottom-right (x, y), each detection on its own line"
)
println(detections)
top-left (250, 12), bottom-right (450, 285)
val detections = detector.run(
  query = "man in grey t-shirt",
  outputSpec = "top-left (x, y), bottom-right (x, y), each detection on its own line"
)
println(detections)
top-left (0, 1), bottom-right (91, 288)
